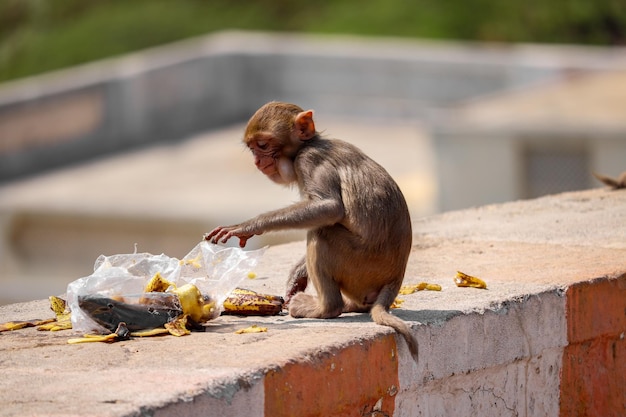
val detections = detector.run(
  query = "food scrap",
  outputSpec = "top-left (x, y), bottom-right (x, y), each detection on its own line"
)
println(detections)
top-left (1, 282), bottom-right (282, 344)
top-left (67, 333), bottom-right (121, 344)
top-left (235, 324), bottom-right (268, 334)
top-left (36, 296), bottom-right (72, 331)
top-left (143, 272), bottom-right (175, 293)
top-left (2, 241), bottom-right (271, 344)
top-left (68, 322), bottom-right (130, 344)
top-left (222, 288), bottom-right (284, 316)
top-left (454, 271), bottom-right (488, 289)
top-left (0, 318), bottom-right (54, 332)
top-left (399, 282), bottom-right (442, 295)
top-left (390, 298), bottom-right (405, 309)
top-left (1, 296), bottom-right (70, 333)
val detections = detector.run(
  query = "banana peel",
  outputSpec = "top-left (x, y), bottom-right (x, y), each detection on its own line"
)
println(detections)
top-left (454, 271), bottom-right (488, 289)
top-left (393, 282), bottom-right (442, 308)
top-left (390, 298), bottom-right (404, 309)
top-left (0, 318), bottom-right (55, 332)
top-left (129, 315), bottom-right (191, 338)
top-left (145, 277), bottom-right (285, 319)
top-left (68, 322), bottom-right (130, 344)
top-left (143, 272), bottom-right (175, 293)
top-left (67, 333), bottom-right (121, 344)
top-left (163, 315), bottom-right (191, 337)
top-left (235, 324), bottom-right (268, 334)
top-left (222, 288), bottom-right (284, 316)
top-left (37, 296), bottom-right (72, 331)
top-left (1, 296), bottom-right (71, 332)
top-left (170, 283), bottom-right (216, 323)
top-left (67, 314), bottom-right (191, 343)
top-left (399, 282), bottom-right (442, 295)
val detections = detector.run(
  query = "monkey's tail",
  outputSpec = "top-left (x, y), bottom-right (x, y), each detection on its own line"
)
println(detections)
top-left (370, 285), bottom-right (419, 363)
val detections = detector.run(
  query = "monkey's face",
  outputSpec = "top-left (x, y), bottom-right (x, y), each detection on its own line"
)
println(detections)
top-left (242, 102), bottom-right (316, 186)
top-left (245, 135), bottom-right (297, 185)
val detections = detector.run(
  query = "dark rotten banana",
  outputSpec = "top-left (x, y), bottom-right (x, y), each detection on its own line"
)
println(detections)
top-left (222, 289), bottom-right (284, 316)
top-left (78, 295), bottom-right (182, 332)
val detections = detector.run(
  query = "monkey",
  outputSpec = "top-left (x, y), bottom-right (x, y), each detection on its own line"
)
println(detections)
top-left (592, 171), bottom-right (626, 190)
top-left (205, 101), bottom-right (418, 361)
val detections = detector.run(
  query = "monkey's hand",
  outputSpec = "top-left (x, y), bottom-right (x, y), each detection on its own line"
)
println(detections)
top-left (204, 225), bottom-right (255, 248)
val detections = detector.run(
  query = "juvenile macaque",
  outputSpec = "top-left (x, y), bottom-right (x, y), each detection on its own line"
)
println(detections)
top-left (205, 102), bottom-right (418, 360)
top-left (593, 171), bottom-right (626, 190)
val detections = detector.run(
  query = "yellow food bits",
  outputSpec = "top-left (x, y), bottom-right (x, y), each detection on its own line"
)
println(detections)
top-left (454, 271), bottom-right (487, 289)
top-left (235, 324), bottom-right (268, 334)
top-left (399, 282), bottom-right (442, 295)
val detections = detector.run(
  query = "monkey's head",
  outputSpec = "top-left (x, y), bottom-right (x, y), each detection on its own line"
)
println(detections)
top-left (244, 101), bottom-right (317, 185)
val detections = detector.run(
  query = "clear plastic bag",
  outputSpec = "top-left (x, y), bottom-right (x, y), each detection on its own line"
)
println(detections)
top-left (67, 241), bottom-right (265, 334)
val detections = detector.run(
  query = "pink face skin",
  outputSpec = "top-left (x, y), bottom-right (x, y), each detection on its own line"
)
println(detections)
top-left (247, 137), bottom-right (296, 185)
top-left (244, 109), bottom-right (314, 185)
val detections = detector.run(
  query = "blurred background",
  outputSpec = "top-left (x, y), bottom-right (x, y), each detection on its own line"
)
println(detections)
top-left (1, 0), bottom-right (626, 305)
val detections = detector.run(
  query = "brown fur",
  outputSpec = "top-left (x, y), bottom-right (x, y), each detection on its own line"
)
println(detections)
top-left (593, 171), bottom-right (626, 190)
top-left (206, 102), bottom-right (418, 361)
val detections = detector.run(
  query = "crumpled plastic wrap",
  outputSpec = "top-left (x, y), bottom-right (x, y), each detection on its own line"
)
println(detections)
top-left (66, 241), bottom-right (265, 334)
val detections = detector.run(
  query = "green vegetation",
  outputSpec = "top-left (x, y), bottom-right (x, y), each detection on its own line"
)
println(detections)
top-left (1, 0), bottom-right (625, 83)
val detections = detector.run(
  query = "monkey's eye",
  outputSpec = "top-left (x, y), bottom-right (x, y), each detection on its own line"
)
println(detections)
top-left (256, 141), bottom-right (268, 150)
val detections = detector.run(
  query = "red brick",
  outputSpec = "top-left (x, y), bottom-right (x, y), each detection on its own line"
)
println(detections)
top-left (264, 335), bottom-right (399, 417)
top-left (560, 275), bottom-right (626, 417)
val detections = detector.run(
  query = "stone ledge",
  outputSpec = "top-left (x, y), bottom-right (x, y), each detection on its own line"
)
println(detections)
top-left (0, 187), bottom-right (624, 416)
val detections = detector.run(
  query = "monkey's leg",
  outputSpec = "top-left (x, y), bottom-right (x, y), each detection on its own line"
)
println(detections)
top-left (289, 238), bottom-right (344, 319)
top-left (285, 256), bottom-right (308, 305)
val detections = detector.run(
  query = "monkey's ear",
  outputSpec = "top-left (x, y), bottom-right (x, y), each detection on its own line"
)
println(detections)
top-left (294, 110), bottom-right (316, 140)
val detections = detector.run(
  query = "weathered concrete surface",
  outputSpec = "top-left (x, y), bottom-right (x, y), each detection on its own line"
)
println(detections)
top-left (1, 187), bottom-right (624, 416)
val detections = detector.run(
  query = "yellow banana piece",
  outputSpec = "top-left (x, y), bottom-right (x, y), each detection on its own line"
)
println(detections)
top-left (170, 283), bottom-right (211, 323)
top-left (164, 315), bottom-right (191, 337)
top-left (67, 333), bottom-right (119, 344)
top-left (0, 319), bottom-right (53, 332)
top-left (235, 324), bottom-right (268, 334)
top-left (390, 298), bottom-right (405, 309)
top-left (399, 282), bottom-right (442, 295)
top-left (37, 296), bottom-right (72, 331)
top-left (454, 271), bottom-right (488, 289)
top-left (131, 328), bottom-right (170, 337)
top-left (144, 272), bottom-right (176, 293)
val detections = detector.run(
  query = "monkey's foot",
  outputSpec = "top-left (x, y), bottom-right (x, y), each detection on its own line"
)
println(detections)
top-left (288, 293), bottom-right (342, 319)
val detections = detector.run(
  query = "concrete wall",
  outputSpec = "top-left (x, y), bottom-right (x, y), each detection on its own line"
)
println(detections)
top-left (434, 126), bottom-right (626, 211)
top-left (431, 66), bottom-right (626, 211)
top-left (4, 31), bottom-right (626, 181)
top-left (1, 188), bottom-right (624, 416)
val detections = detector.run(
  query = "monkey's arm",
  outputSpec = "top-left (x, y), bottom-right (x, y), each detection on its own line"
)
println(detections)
top-left (205, 198), bottom-right (344, 247)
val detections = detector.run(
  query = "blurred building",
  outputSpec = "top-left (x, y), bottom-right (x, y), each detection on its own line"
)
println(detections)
top-left (432, 70), bottom-right (626, 211)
